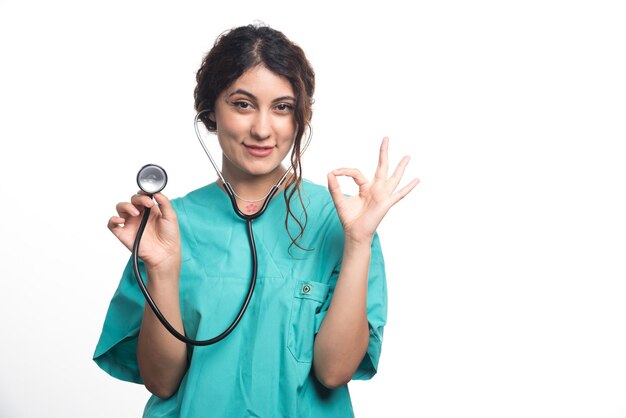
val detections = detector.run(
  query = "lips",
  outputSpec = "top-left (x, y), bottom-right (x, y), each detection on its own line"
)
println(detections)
top-left (243, 144), bottom-right (274, 157)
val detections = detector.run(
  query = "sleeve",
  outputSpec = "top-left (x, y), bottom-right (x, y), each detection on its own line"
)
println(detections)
top-left (352, 232), bottom-right (387, 381)
top-left (92, 258), bottom-right (146, 384)
top-left (312, 229), bottom-right (387, 381)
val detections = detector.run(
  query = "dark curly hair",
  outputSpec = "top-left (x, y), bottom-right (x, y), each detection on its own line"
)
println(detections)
top-left (194, 23), bottom-right (315, 250)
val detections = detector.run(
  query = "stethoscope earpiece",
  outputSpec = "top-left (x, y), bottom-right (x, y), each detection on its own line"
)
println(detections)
top-left (137, 164), bottom-right (168, 195)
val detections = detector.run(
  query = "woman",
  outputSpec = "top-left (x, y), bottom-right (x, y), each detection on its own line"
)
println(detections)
top-left (94, 23), bottom-right (419, 417)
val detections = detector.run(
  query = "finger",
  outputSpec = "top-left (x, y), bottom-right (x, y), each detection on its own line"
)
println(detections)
top-left (327, 172), bottom-right (345, 203)
top-left (130, 193), bottom-right (155, 209)
top-left (107, 216), bottom-right (135, 251)
top-left (107, 216), bottom-right (127, 230)
top-left (107, 217), bottom-right (136, 241)
top-left (374, 137), bottom-right (389, 180)
top-left (153, 193), bottom-right (177, 221)
top-left (390, 177), bottom-right (420, 204)
top-left (388, 155), bottom-right (412, 190)
top-left (115, 202), bottom-right (140, 217)
top-left (331, 168), bottom-right (369, 187)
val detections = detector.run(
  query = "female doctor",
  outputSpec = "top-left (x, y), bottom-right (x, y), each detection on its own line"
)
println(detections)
top-left (94, 23), bottom-right (419, 417)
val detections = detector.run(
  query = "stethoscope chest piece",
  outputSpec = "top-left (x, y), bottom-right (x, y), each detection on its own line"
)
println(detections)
top-left (137, 164), bottom-right (168, 194)
top-left (131, 161), bottom-right (265, 346)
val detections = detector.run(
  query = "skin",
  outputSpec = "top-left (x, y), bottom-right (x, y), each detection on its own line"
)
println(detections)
top-left (209, 65), bottom-right (298, 207)
top-left (107, 65), bottom-right (420, 397)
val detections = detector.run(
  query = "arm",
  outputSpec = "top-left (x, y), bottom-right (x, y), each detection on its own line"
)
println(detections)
top-left (313, 137), bottom-right (419, 389)
top-left (136, 262), bottom-right (187, 399)
top-left (312, 236), bottom-right (372, 389)
top-left (108, 192), bottom-right (187, 398)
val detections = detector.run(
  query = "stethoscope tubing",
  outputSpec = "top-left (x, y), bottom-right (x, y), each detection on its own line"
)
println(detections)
top-left (131, 111), bottom-right (303, 346)
top-left (132, 194), bottom-right (275, 346)
top-left (132, 170), bottom-right (280, 346)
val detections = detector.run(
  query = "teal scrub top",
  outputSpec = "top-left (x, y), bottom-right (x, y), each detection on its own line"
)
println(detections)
top-left (94, 180), bottom-right (387, 418)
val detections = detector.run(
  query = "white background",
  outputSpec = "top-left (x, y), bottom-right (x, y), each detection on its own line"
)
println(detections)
top-left (1, 1), bottom-right (625, 417)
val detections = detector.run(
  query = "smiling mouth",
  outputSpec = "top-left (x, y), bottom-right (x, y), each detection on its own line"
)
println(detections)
top-left (243, 144), bottom-right (274, 157)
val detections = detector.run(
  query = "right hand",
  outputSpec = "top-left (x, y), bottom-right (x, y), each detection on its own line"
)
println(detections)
top-left (107, 192), bottom-right (181, 271)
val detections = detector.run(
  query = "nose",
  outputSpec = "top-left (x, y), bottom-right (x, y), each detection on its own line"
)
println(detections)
top-left (250, 110), bottom-right (271, 141)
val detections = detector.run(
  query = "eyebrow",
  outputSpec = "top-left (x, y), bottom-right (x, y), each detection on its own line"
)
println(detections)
top-left (228, 89), bottom-right (296, 103)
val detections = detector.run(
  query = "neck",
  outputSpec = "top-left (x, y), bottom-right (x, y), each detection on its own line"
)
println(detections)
top-left (223, 169), bottom-right (287, 198)
top-left (218, 162), bottom-right (293, 215)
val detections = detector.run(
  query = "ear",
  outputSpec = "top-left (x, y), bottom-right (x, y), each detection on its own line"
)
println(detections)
top-left (204, 112), bottom-right (217, 130)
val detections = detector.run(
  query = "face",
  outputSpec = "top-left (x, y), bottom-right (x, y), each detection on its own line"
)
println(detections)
top-left (210, 65), bottom-right (297, 182)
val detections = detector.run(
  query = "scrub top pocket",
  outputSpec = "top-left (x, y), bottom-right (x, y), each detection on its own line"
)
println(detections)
top-left (287, 280), bottom-right (330, 363)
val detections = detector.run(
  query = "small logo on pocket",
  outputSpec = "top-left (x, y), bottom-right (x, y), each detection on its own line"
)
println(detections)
top-left (301, 284), bottom-right (312, 295)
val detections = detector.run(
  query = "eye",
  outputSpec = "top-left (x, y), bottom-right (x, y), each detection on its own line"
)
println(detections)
top-left (274, 103), bottom-right (294, 113)
top-left (233, 101), bottom-right (253, 110)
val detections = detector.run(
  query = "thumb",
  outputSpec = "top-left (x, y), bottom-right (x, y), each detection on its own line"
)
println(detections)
top-left (327, 172), bottom-right (344, 204)
top-left (153, 193), bottom-right (177, 221)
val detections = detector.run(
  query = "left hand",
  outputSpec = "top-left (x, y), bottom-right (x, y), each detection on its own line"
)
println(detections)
top-left (327, 137), bottom-right (420, 243)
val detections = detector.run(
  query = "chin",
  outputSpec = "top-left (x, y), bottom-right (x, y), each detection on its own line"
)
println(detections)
top-left (246, 161), bottom-right (285, 175)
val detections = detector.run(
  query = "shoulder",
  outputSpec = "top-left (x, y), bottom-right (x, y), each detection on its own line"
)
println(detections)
top-left (299, 179), bottom-right (335, 213)
top-left (297, 179), bottom-right (344, 241)
top-left (300, 178), bottom-right (330, 199)
top-left (169, 183), bottom-right (234, 234)
top-left (297, 179), bottom-right (342, 227)
top-left (169, 183), bottom-right (230, 217)
top-left (171, 183), bottom-right (220, 207)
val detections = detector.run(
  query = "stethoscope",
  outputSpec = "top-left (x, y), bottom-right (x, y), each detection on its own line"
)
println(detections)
top-left (132, 111), bottom-right (307, 346)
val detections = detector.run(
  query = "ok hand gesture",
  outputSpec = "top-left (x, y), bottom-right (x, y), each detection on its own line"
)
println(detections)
top-left (327, 137), bottom-right (420, 243)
